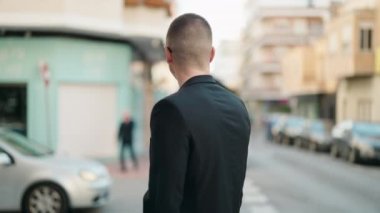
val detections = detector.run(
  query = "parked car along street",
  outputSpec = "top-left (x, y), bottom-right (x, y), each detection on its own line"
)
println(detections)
top-left (271, 115), bottom-right (288, 144)
top-left (305, 119), bottom-right (334, 152)
top-left (281, 117), bottom-right (308, 146)
top-left (331, 121), bottom-right (380, 163)
top-left (265, 113), bottom-right (285, 141)
top-left (0, 129), bottom-right (111, 213)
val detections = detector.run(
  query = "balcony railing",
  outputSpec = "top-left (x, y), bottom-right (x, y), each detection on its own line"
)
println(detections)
top-left (124, 0), bottom-right (172, 16)
top-left (253, 62), bottom-right (281, 73)
top-left (257, 34), bottom-right (311, 46)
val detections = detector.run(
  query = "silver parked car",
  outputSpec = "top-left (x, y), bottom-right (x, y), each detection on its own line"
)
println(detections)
top-left (0, 129), bottom-right (111, 212)
top-left (305, 119), bottom-right (334, 152)
top-left (331, 121), bottom-right (380, 163)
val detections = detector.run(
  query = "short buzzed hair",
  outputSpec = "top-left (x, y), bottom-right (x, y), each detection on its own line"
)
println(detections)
top-left (166, 13), bottom-right (213, 70)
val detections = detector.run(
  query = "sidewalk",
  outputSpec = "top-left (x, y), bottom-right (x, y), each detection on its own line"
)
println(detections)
top-left (104, 157), bottom-right (150, 180)
top-left (94, 157), bottom-right (149, 213)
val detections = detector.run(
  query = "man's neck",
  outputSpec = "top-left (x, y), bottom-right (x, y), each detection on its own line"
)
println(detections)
top-left (177, 68), bottom-right (210, 87)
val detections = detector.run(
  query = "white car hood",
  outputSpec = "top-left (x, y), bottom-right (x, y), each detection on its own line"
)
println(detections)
top-left (28, 154), bottom-right (108, 175)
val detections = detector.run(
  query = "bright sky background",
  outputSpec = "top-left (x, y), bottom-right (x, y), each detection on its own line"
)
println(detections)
top-left (176, 0), bottom-right (337, 47)
top-left (177, 0), bottom-right (245, 47)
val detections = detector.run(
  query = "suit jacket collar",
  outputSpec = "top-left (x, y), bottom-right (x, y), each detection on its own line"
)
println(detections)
top-left (180, 75), bottom-right (216, 89)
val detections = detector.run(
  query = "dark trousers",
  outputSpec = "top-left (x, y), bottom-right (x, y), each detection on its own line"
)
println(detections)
top-left (120, 142), bottom-right (138, 171)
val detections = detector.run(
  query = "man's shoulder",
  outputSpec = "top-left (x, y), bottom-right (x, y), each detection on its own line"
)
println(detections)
top-left (152, 95), bottom-right (180, 115)
top-left (156, 91), bottom-right (184, 107)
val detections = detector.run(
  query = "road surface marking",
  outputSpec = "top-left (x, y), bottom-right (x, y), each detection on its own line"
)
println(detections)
top-left (242, 178), bottom-right (279, 213)
top-left (250, 205), bottom-right (279, 213)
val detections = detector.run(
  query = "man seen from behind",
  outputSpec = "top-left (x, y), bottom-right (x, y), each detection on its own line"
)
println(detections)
top-left (143, 13), bottom-right (251, 213)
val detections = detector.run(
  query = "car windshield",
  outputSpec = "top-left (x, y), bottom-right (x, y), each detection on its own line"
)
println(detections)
top-left (0, 130), bottom-right (53, 157)
top-left (312, 121), bottom-right (325, 133)
top-left (287, 118), bottom-right (304, 127)
top-left (353, 123), bottom-right (380, 139)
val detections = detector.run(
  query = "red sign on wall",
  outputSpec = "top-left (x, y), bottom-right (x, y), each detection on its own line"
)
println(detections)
top-left (39, 62), bottom-right (50, 87)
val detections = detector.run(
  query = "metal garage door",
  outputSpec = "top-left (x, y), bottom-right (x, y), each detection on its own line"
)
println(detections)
top-left (58, 84), bottom-right (118, 157)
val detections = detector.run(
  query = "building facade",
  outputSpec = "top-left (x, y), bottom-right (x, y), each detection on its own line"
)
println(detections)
top-left (333, 0), bottom-right (379, 123)
top-left (0, 37), bottom-right (135, 157)
top-left (213, 40), bottom-right (242, 92)
top-left (337, 75), bottom-right (380, 122)
top-left (280, 0), bottom-right (380, 123)
top-left (0, 0), bottom-right (173, 157)
top-left (241, 2), bottom-right (330, 125)
top-left (282, 45), bottom-right (336, 120)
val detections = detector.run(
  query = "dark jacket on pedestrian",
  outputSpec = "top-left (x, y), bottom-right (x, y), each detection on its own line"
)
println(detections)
top-left (143, 75), bottom-right (251, 213)
top-left (118, 120), bottom-right (134, 144)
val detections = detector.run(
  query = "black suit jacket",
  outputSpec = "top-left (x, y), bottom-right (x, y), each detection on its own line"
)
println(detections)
top-left (143, 75), bottom-right (251, 213)
top-left (118, 120), bottom-right (134, 144)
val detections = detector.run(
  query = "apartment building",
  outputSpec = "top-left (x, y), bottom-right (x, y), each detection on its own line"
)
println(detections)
top-left (213, 40), bottom-right (242, 92)
top-left (240, 3), bottom-right (330, 124)
top-left (283, 4), bottom-right (377, 120)
top-left (376, 0), bottom-right (380, 74)
top-left (334, 0), bottom-right (380, 123)
top-left (281, 0), bottom-right (380, 123)
top-left (282, 44), bottom-right (336, 120)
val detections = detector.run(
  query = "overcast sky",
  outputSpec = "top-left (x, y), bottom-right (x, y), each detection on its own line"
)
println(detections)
top-left (177, 0), bottom-right (244, 46)
top-left (176, 0), bottom-right (338, 47)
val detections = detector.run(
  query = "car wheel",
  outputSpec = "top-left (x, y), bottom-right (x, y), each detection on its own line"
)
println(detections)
top-left (330, 145), bottom-right (339, 158)
top-left (275, 134), bottom-right (283, 144)
top-left (294, 138), bottom-right (303, 148)
top-left (348, 149), bottom-right (360, 164)
top-left (283, 136), bottom-right (291, 145)
top-left (22, 183), bottom-right (69, 213)
top-left (274, 135), bottom-right (279, 143)
top-left (309, 142), bottom-right (318, 152)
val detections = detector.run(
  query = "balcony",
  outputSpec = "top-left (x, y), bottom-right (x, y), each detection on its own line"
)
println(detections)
top-left (255, 7), bottom-right (330, 20)
top-left (261, 26), bottom-right (323, 38)
top-left (246, 88), bottom-right (287, 101)
top-left (253, 62), bottom-right (281, 74)
top-left (257, 34), bottom-right (310, 46)
top-left (124, 0), bottom-right (172, 16)
top-left (324, 9), bottom-right (375, 79)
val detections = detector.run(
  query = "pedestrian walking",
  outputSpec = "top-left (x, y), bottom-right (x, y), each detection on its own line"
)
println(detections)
top-left (143, 13), bottom-right (251, 213)
top-left (118, 112), bottom-right (138, 172)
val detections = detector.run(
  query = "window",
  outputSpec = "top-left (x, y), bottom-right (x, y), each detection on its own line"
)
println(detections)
top-left (294, 19), bottom-right (307, 35)
top-left (272, 19), bottom-right (291, 34)
top-left (328, 33), bottom-right (338, 53)
top-left (274, 47), bottom-right (288, 57)
top-left (273, 19), bottom-right (290, 29)
top-left (341, 25), bottom-right (352, 52)
top-left (357, 99), bottom-right (372, 121)
top-left (309, 20), bottom-right (323, 35)
top-left (359, 23), bottom-right (373, 51)
top-left (0, 85), bottom-right (27, 136)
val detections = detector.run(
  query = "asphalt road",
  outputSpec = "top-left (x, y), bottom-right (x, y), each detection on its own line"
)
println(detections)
top-left (80, 132), bottom-right (380, 213)
top-left (242, 133), bottom-right (380, 213)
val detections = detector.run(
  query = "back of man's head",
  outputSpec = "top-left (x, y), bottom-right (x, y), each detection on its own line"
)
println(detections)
top-left (166, 13), bottom-right (213, 71)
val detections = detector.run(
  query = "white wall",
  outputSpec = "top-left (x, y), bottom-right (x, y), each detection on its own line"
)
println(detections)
top-left (58, 84), bottom-right (118, 158)
top-left (0, 0), bottom-right (126, 33)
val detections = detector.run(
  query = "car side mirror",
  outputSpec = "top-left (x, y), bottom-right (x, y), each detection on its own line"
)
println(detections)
top-left (0, 152), bottom-right (12, 167)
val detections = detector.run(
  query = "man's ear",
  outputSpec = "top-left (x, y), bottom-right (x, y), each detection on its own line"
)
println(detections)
top-left (210, 47), bottom-right (215, 63)
top-left (165, 47), bottom-right (174, 63)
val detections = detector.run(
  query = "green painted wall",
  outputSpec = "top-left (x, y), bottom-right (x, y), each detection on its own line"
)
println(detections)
top-left (0, 37), bottom-right (144, 154)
